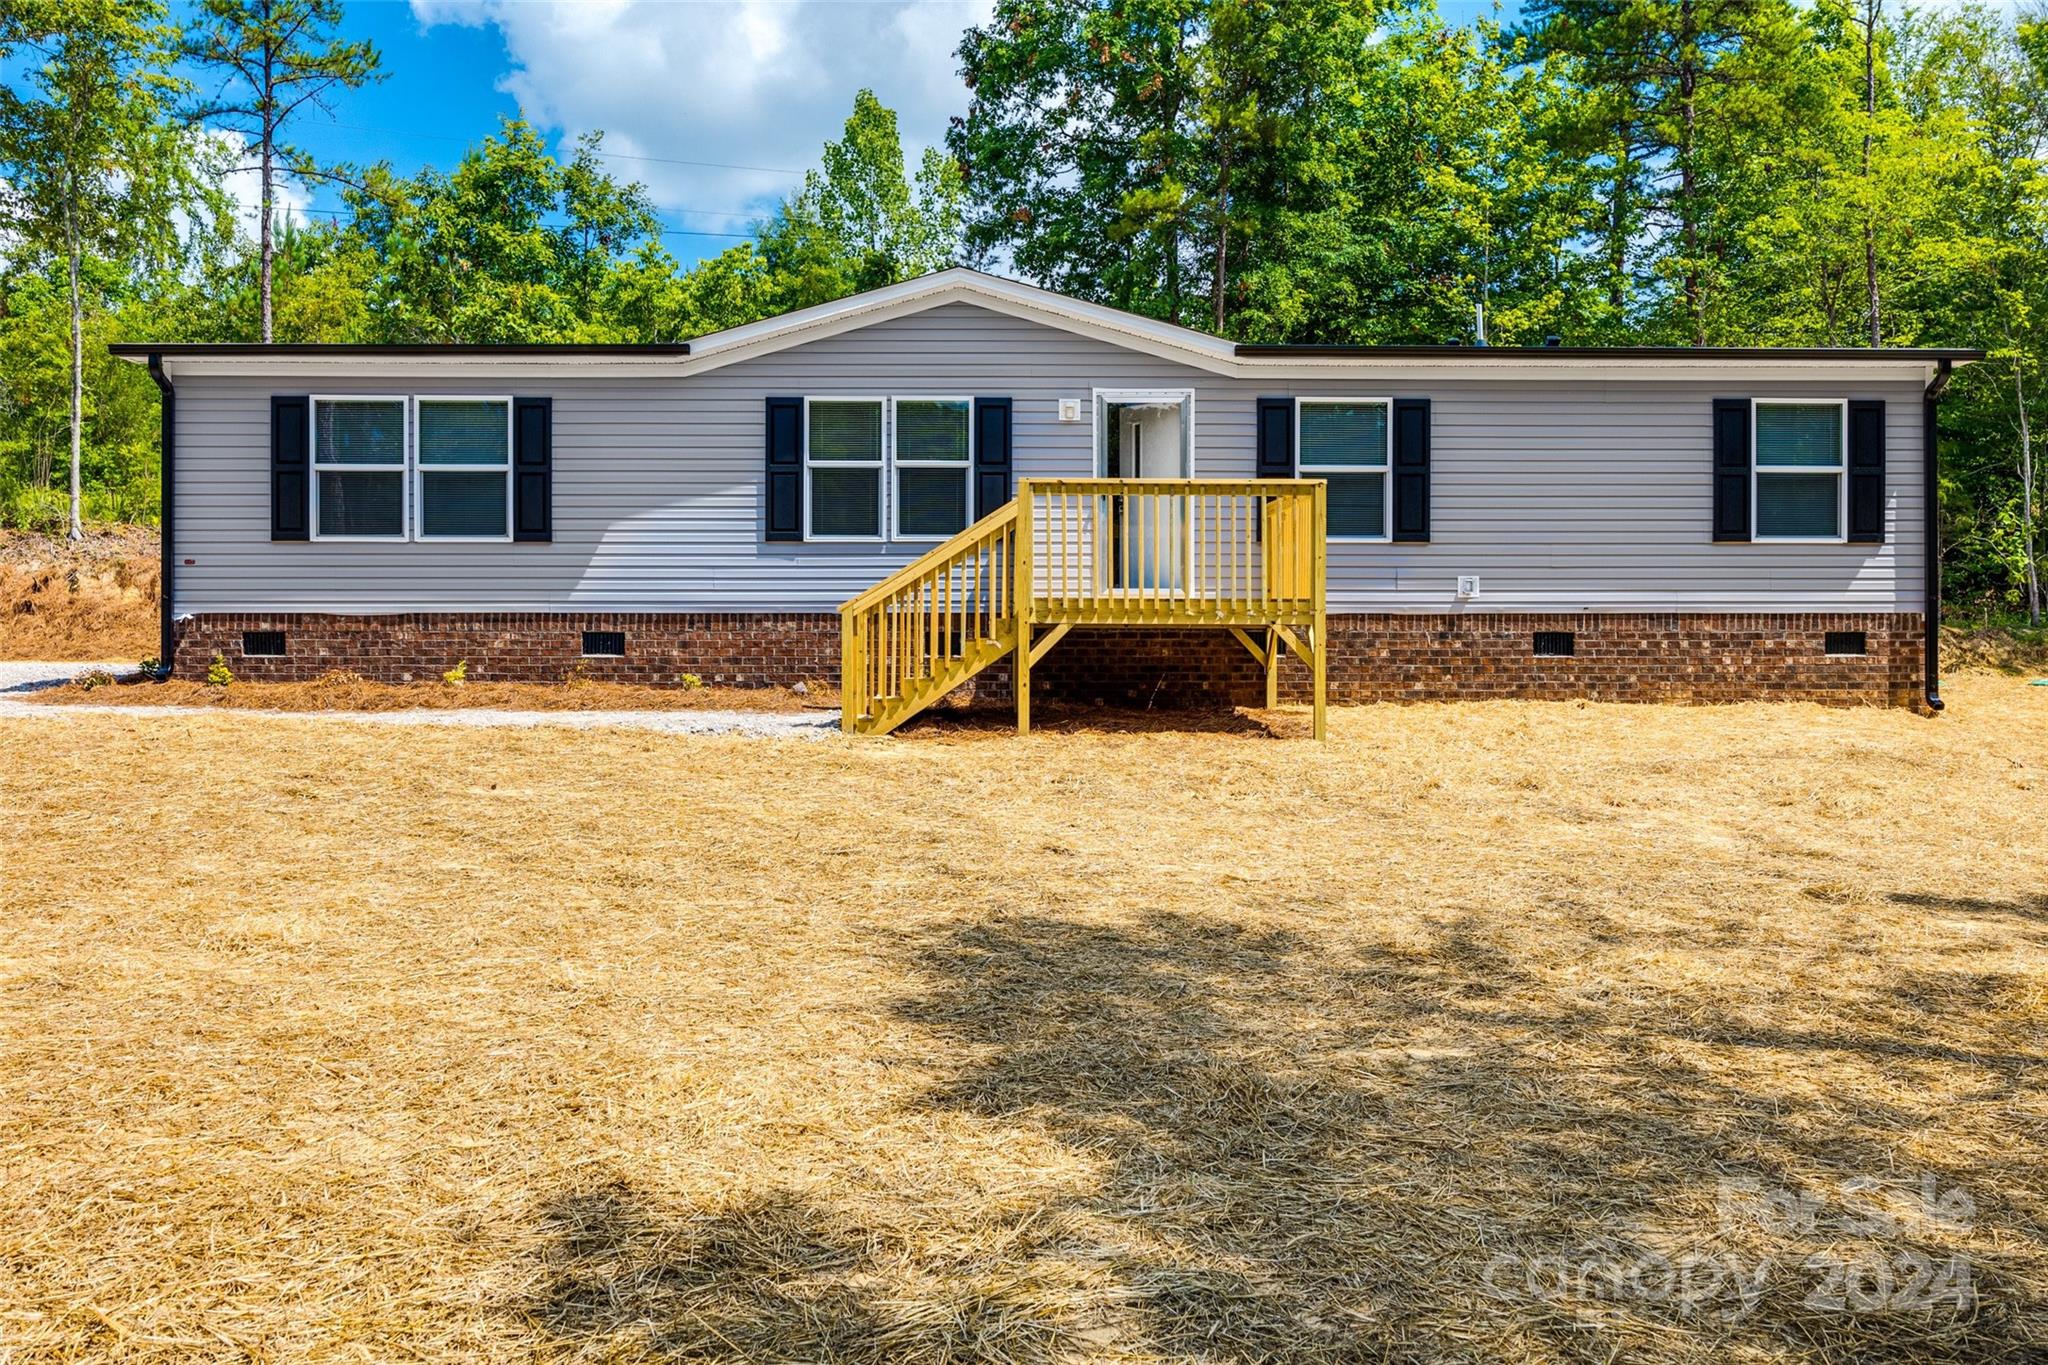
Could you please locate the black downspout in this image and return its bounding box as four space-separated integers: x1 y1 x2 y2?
1923 358 1952 713
147 353 175 678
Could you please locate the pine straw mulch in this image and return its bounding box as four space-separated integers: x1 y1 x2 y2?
28 669 833 714
0 527 159 662
1943 623 2048 677
1 675 2044 1363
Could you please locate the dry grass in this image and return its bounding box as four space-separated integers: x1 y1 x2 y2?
1 677 2044 1363
0 527 159 662
30 669 832 714
1943 624 2048 676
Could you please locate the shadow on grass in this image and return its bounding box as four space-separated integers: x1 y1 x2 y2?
897 700 1302 740
529 1181 1066 1362
517 910 2043 1361
879 910 2042 1362
1888 889 2048 925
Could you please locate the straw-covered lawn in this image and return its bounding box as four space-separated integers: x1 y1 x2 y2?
3 679 2044 1363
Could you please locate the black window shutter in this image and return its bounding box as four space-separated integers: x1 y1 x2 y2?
270 395 309 541
1392 396 1431 543
1256 396 1294 478
1847 398 1886 543
1713 397 1752 542
765 396 803 542
973 396 1012 518
513 396 553 542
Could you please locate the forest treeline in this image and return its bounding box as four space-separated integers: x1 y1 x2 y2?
1 0 2042 621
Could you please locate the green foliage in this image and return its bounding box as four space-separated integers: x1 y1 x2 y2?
0 0 2040 614
206 652 232 687
0 0 203 537
442 659 467 687
678 672 705 691
180 0 384 343
7 486 69 534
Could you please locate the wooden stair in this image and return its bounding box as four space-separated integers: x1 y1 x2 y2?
839 478 1328 737
839 501 1020 735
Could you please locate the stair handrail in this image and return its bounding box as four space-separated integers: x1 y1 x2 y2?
838 500 1020 617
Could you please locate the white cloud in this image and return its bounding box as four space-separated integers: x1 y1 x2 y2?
410 0 991 246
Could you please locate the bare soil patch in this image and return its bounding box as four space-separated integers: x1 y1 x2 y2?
0 526 159 661
1 675 2043 1362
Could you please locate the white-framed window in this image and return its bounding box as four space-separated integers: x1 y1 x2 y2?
311 396 408 541
1753 399 1847 543
1297 398 1391 541
804 397 886 541
415 396 513 541
891 396 972 541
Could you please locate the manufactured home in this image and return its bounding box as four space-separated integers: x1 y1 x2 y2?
115 269 1979 734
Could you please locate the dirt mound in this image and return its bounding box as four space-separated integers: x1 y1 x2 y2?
0 528 159 662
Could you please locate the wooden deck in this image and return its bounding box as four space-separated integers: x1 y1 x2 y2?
839 478 1328 737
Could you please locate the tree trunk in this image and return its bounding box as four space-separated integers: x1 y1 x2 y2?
2019 358 2042 627
260 29 277 345
1609 122 1630 313
1212 134 1231 334
260 119 275 343
1677 0 1703 344
66 204 83 542
1862 0 1881 347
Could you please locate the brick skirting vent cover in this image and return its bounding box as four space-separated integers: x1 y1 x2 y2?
1532 630 1577 657
241 630 286 657
581 630 626 657
1825 630 1868 656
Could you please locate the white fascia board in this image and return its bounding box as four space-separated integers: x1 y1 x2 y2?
151 355 690 382
677 267 1244 378
1235 354 1951 386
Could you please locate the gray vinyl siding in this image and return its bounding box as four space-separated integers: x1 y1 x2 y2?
168 301 1924 615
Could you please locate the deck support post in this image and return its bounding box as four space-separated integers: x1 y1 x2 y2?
1264 626 1280 709
840 610 859 733
1014 480 1033 735
1311 479 1328 741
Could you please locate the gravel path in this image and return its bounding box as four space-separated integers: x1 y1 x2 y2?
0 661 841 739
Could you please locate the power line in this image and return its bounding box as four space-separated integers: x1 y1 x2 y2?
266 203 758 240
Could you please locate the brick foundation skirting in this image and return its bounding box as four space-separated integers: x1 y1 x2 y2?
174 610 1925 708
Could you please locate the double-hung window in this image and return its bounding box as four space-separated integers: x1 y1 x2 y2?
312 397 408 540
310 396 513 541
801 397 976 542
1298 398 1391 541
892 397 971 540
805 398 885 540
1753 400 1846 542
417 397 512 540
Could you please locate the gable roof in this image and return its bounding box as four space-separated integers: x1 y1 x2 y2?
677 267 1245 376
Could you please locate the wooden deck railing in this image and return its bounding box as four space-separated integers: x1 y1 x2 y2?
1018 478 1322 626
839 478 1326 737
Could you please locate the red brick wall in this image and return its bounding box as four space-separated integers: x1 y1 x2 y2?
175 612 841 688
175 611 1924 707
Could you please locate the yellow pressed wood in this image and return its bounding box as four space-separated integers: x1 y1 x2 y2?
837 478 1327 737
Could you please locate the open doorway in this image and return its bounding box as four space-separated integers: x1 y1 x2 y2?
1097 392 1191 481
1096 391 1192 591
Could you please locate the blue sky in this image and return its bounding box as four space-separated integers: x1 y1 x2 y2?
197 0 999 266
195 0 1531 267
